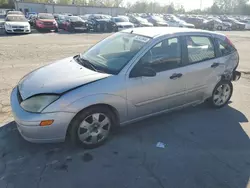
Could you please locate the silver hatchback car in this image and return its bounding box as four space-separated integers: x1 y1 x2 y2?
11 27 241 148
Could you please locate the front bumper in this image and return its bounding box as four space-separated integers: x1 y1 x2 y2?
36 24 57 30
5 28 31 33
11 87 76 143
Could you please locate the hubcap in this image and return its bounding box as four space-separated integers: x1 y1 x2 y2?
78 113 111 145
213 84 231 106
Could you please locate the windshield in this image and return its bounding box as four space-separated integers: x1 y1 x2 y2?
135 17 148 23
69 16 82 21
80 15 89 20
7 11 22 15
152 16 165 22
38 14 54 19
81 32 151 74
6 15 27 22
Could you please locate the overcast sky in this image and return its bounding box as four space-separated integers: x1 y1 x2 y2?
124 0 214 10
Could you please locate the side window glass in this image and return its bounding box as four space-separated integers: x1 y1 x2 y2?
186 36 215 64
139 37 181 72
218 39 235 56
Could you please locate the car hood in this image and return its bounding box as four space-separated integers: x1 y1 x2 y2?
18 57 111 100
5 21 29 26
116 22 133 26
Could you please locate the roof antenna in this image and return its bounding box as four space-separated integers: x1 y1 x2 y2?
130 30 133 34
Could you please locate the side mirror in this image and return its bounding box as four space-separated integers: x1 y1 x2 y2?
130 66 156 78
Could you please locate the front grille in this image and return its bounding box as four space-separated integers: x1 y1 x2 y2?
12 26 24 29
17 88 23 104
44 22 53 25
72 22 85 27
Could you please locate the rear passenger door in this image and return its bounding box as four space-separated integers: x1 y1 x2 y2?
182 35 221 104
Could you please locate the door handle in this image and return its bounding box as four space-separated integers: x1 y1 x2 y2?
211 63 219 68
170 73 183 80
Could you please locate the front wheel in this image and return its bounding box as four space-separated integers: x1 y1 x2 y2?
69 106 115 148
209 80 233 108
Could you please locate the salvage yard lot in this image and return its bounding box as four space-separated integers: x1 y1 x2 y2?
0 31 250 188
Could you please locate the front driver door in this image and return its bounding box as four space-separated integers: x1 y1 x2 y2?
126 37 187 120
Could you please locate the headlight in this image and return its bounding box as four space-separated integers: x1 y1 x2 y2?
20 95 59 113
5 23 11 28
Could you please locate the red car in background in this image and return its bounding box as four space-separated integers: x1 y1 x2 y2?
35 13 58 32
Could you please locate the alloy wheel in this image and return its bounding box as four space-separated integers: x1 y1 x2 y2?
213 83 231 106
77 113 111 145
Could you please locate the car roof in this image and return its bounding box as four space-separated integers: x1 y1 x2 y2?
122 27 225 38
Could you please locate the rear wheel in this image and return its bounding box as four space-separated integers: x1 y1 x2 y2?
69 106 116 148
217 26 222 30
209 80 233 108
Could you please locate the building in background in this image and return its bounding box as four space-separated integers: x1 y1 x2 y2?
14 2 126 16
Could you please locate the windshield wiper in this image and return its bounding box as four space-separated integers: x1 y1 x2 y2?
74 55 98 72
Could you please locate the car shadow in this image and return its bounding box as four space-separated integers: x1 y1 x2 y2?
0 103 249 188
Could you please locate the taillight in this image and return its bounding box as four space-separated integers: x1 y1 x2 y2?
225 36 235 48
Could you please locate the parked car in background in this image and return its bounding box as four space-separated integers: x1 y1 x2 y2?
11 27 241 148
28 14 37 26
202 19 215 30
55 15 67 29
245 20 250 30
86 14 115 32
147 16 168 27
164 16 195 28
182 17 204 29
64 16 89 32
4 14 31 34
128 16 153 27
25 12 36 18
111 17 134 31
213 18 232 30
35 13 58 32
222 18 245 30
6 11 23 16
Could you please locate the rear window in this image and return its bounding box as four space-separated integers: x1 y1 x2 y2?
217 39 236 56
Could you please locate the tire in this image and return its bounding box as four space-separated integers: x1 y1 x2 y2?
208 80 233 108
217 26 222 30
69 106 116 149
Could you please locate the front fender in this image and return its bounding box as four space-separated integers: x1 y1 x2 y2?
64 94 128 123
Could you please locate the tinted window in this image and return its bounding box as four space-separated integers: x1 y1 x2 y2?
38 14 54 19
139 37 181 72
186 36 215 64
6 15 27 22
218 39 235 56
